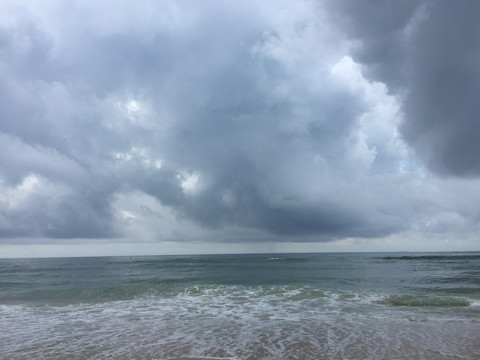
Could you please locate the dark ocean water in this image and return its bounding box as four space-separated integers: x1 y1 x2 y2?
1 252 479 359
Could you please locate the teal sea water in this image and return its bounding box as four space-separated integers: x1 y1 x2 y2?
1 252 479 359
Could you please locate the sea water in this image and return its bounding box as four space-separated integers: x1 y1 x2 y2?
1 252 479 359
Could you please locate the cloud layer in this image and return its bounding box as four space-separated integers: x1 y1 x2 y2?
333 0 480 176
1 0 480 248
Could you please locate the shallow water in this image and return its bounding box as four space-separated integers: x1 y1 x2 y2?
1 252 479 359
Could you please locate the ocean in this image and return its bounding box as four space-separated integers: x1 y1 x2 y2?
1 252 479 359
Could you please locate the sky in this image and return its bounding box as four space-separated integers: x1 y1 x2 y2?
1 0 480 257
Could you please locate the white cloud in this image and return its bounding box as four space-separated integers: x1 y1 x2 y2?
177 171 200 195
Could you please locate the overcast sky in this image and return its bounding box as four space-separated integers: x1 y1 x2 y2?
1 0 480 257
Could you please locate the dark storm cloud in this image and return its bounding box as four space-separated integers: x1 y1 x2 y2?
326 0 419 89
333 0 480 176
0 0 479 244
403 1 480 176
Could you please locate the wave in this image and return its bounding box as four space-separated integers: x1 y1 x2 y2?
0 286 153 305
378 254 480 261
2 280 477 311
379 295 471 307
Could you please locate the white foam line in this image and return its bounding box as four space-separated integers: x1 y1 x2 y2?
164 357 237 360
